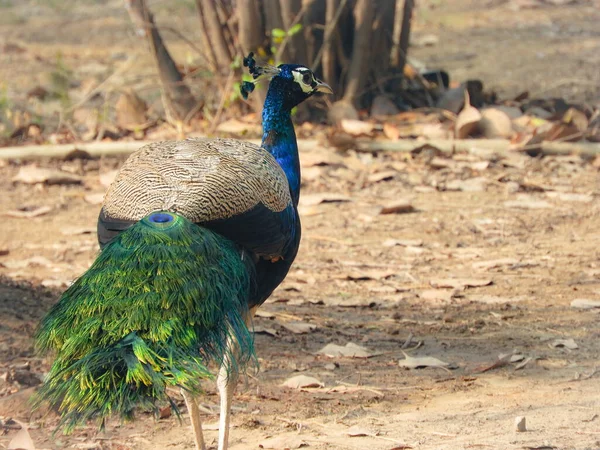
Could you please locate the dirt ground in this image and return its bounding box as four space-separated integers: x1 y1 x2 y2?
1 1 600 450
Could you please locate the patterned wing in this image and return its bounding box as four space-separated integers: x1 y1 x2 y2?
99 138 295 261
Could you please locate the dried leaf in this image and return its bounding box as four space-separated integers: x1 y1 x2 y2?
419 289 456 302
504 197 552 209
340 119 375 136
380 200 414 214
84 193 105 205
281 375 324 389
551 338 578 350
545 192 593 203
346 425 378 437
383 122 401 140
158 405 171 419
259 435 307 449
60 226 95 236
455 91 482 138
430 278 492 289
255 310 275 319
368 170 397 183
253 326 278 337
570 299 600 309
300 151 345 168
383 239 423 247
479 108 514 138
445 177 488 192
12 166 82 185
6 206 52 218
471 295 526 304
318 342 373 358
472 353 512 373
399 354 449 369
562 107 588 132
299 193 351 206
8 422 35 450
216 118 261 135
472 258 520 270
281 322 317 334
99 169 119 188
344 270 396 281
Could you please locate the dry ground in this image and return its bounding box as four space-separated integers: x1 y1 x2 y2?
1 1 600 450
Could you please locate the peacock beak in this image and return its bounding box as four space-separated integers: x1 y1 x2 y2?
314 80 333 94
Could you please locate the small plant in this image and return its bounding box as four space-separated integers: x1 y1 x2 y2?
48 53 73 110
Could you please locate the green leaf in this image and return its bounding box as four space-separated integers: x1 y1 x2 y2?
271 28 286 38
288 23 303 36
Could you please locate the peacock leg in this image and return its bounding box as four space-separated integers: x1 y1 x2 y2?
182 389 207 450
217 336 238 450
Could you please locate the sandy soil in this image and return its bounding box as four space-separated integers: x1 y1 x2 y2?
1 1 599 450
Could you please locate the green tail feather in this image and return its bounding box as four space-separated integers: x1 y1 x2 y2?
35 212 255 432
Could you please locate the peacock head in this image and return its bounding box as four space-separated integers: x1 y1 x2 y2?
241 53 332 109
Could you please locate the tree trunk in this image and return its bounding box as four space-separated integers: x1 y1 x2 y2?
195 0 218 71
124 0 198 125
238 0 266 55
199 0 232 71
393 0 414 75
343 0 375 105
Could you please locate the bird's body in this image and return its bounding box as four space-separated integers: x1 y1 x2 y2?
36 54 332 450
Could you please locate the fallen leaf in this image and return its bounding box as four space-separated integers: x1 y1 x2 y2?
12 166 82 185
383 122 401 140
281 375 324 389
344 270 396 281
514 357 533 370
545 192 593 203
259 435 307 449
340 119 375 136
455 91 482 138
504 199 552 209
8 422 35 450
6 206 52 218
61 226 96 236
299 193 352 206
380 200 414 214
445 177 488 192
570 299 600 309
471 295 526 304
430 278 492 289
368 170 397 183
383 239 423 247
322 297 379 307
318 342 373 358
216 118 261 135
158 405 171 419
346 425 378 437
281 322 317 334
472 353 512 373
300 151 345 168
99 169 119 188
252 326 278 337
478 107 513 138
419 289 456 302
255 310 275 319
472 258 519 270
399 354 449 370
551 338 578 350
84 193 105 205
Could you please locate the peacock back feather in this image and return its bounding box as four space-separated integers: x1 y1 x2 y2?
35 212 255 432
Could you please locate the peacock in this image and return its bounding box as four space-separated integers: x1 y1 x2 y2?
35 53 332 450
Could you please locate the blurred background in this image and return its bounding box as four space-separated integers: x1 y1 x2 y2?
1 0 599 145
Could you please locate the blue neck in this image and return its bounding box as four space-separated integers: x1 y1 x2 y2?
261 86 301 206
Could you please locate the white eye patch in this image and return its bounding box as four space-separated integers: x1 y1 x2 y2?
292 68 316 93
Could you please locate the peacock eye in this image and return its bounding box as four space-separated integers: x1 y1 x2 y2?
302 72 312 85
